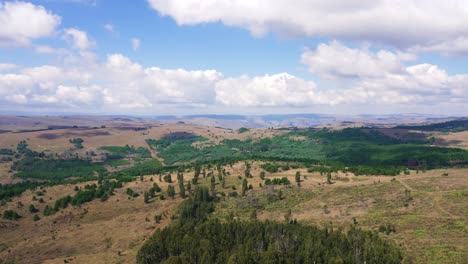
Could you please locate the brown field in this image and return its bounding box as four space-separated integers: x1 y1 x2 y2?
434 131 468 150
0 124 281 154
0 120 467 263
1 162 466 263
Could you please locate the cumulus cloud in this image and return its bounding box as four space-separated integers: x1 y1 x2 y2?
0 43 467 113
300 41 468 105
411 37 468 56
147 0 468 54
101 54 222 107
63 28 94 50
0 63 17 71
0 53 223 110
131 38 140 50
0 1 61 47
301 41 415 79
215 73 317 107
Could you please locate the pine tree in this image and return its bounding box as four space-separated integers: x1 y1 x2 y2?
259 171 265 180
193 161 200 185
167 185 176 199
327 172 332 184
178 172 186 198
148 187 155 198
187 180 192 192
28 204 38 213
295 171 301 187
144 191 150 203
153 183 161 192
210 175 216 194
242 179 248 196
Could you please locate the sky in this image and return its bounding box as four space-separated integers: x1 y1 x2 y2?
0 0 467 116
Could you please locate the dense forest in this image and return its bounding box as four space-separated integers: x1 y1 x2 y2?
137 187 403 264
395 119 468 132
146 127 468 170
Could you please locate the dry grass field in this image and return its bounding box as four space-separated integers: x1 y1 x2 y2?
0 120 467 263
434 131 468 150
0 124 282 157
0 163 466 263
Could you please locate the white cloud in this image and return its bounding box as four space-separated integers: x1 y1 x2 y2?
102 54 222 107
103 23 114 33
300 41 468 105
215 73 317 107
147 0 468 53
63 28 94 50
0 1 61 47
411 37 468 56
131 38 140 50
301 41 414 80
0 54 222 110
1 43 467 113
0 63 17 71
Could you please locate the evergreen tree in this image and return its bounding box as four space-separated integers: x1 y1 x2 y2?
148 187 155 198
327 172 332 184
178 172 186 198
28 204 38 213
193 161 200 185
259 171 265 180
164 174 173 183
295 171 301 187
152 183 161 192
167 185 176 199
242 179 248 196
210 175 216 194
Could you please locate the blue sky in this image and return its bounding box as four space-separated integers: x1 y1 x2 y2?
0 0 467 115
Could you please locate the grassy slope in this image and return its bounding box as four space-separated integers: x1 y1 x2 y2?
0 163 466 263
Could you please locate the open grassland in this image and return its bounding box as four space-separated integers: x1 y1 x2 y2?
0 124 282 165
1 163 465 263
0 176 181 264
211 167 468 264
0 122 467 263
434 131 468 150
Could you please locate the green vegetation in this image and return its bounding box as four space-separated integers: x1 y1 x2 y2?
261 163 290 173
265 177 291 185
116 159 162 176
137 187 402 264
237 127 249 133
396 119 468 132
100 145 152 159
126 187 139 198
0 148 15 155
105 159 131 167
2 210 21 220
44 180 124 216
15 140 45 158
69 138 84 149
147 128 468 174
0 181 44 200
12 157 105 181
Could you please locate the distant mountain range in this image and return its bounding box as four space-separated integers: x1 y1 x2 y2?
0 113 465 131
